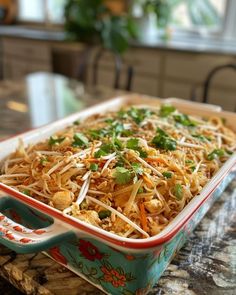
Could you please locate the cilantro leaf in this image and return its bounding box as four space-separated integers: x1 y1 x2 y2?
113 167 132 185
126 138 148 158
159 105 176 117
127 138 139 150
48 136 65 146
152 128 177 151
174 114 196 127
207 149 224 161
127 107 151 124
94 143 114 158
72 133 89 147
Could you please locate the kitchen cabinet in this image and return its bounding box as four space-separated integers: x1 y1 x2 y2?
1 35 236 110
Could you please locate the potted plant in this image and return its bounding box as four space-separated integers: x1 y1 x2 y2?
64 0 136 54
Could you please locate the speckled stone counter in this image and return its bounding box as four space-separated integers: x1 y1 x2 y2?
0 73 236 294
0 179 235 295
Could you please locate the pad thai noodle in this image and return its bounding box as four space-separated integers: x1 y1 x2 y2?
1 104 236 239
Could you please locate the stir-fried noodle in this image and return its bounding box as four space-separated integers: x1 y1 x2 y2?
1 104 236 239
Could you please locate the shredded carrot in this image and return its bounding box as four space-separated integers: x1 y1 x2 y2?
139 202 148 233
146 157 166 164
142 174 153 188
85 158 101 163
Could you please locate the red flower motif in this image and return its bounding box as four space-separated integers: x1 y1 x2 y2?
20 238 32 243
101 266 126 288
13 225 24 232
49 246 67 265
33 229 46 235
78 239 103 261
5 232 15 240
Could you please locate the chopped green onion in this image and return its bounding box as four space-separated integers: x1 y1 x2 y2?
152 128 177 151
138 187 144 194
89 163 98 172
207 149 224 161
162 171 172 178
48 136 65 146
73 120 80 125
22 189 30 196
99 210 111 219
174 184 183 200
40 157 48 166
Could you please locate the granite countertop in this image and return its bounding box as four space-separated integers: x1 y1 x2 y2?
0 179 235 295
1 25 236 55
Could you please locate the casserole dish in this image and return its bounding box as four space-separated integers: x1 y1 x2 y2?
0 95 236 295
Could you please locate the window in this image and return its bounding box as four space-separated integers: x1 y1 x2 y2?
17 0 66 24
170 0 227 32
133 0 236 40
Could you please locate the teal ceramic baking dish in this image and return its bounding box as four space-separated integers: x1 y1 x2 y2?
0 96 236 295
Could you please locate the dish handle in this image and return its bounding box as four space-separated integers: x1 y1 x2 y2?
0 198 75 254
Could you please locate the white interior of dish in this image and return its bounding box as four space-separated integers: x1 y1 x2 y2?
1 95 236 247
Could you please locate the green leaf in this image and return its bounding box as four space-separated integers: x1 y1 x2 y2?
22 189 30 196
40 157 48 166
131 162 143 175
89 163 98 172
138 187 144 194
113 167 132 185
126 138 147 158
185 159 194 164
159 105 176 117
72 133 89 147
127 138 139 150
127 107 151 124
98 210 111 219
156 127 168 137
94 143 114 158
225 149 233 155
152 134 177 151
207 149 225 161
174 184 183 200
190 166 196 172
174 114 196 127
73 120 80 125
162 171 172 178
88 129 107 139
48 136 65 146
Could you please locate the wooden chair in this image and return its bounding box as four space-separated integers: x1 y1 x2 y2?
77 47 134 91
191 63 236 106
202 63 236 104
52 47 134 91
